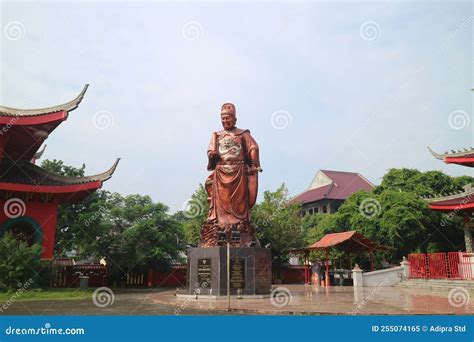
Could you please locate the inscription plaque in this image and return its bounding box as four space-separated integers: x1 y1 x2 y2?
230 257 246 289
256 257 271 294
197 258 211 287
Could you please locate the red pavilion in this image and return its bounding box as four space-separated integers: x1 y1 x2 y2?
0 85 119 260
425 147 473 252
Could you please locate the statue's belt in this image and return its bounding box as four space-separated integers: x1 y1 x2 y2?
217 161 245 166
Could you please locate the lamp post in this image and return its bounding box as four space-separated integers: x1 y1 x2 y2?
227 241 230 311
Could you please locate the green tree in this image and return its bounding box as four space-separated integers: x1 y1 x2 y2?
303 168 471 269
41 160 186 285
89 193 186 284
40 159 108 256
0 233 41 289
251 184 304 275
182 185 209 245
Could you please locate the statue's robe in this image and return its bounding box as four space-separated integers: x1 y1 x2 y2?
205 127 260 226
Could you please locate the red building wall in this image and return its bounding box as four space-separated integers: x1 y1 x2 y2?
0 197 58 259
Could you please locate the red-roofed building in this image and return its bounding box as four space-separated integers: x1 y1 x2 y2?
292 170 374 215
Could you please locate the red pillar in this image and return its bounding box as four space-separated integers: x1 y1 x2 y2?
304 251 310 284
370 250 375 271
325 248 330 287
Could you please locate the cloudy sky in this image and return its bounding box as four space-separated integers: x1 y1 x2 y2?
1 0 472 213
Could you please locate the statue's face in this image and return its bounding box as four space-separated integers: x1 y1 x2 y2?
221 114 236 131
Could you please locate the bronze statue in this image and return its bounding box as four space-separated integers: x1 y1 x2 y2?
200 103 262 247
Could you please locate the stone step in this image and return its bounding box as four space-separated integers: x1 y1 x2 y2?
396 281 474 285
394 279 474 290
395 285 474 290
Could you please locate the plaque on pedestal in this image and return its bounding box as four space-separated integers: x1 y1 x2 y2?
230 257 246 289
187 247 271 296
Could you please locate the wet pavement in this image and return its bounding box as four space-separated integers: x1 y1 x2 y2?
1 285 473 315
153 285 474 315
0 290 217 316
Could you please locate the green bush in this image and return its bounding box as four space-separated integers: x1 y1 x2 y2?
0 233 42 290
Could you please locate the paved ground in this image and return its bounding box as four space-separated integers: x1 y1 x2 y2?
153 285 474 315
0 290 216 316
1 285 473 315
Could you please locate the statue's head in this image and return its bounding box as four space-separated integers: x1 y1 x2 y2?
220 103 236 131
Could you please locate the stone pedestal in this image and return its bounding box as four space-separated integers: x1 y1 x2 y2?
187 247 272 296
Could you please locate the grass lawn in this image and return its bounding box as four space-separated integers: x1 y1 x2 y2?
0 289 93 302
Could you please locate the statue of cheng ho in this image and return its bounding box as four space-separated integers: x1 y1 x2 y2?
201 103 262 247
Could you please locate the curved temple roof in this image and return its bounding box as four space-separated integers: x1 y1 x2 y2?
0 85 90 161
0 158 120 188
422 184 474 212
0 84 89 117
428 147 474 167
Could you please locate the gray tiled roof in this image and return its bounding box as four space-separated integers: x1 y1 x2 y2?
0 158 120 187
0 85 88 117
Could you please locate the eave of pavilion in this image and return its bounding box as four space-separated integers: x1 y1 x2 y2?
0 158 120 203
422 184 474 213
428 147 474 167
0 84 88 124
0 85 89 161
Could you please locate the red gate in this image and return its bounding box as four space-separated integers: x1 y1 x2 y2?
408 252 473 279
408 253 427 278
427 253 448 278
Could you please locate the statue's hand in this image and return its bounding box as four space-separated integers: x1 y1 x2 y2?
247 166 261 175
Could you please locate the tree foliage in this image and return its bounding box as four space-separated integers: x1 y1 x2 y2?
251 184 304 267
303 168 472 268
0 233 41 289
40 160 186 284
180 184 209 245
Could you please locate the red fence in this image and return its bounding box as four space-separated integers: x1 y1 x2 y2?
408 252 473 280
54 264 108 288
